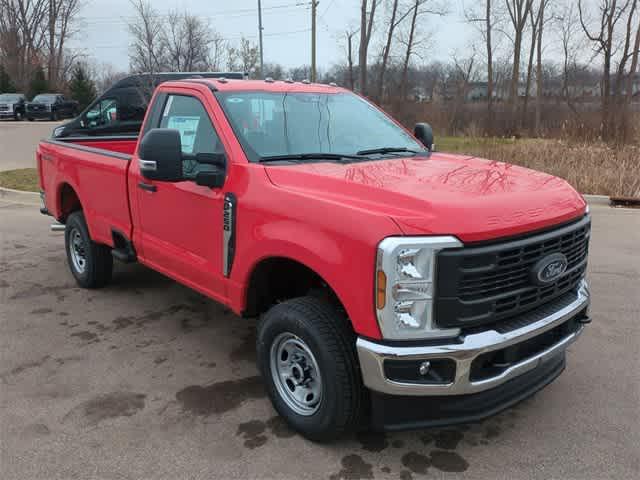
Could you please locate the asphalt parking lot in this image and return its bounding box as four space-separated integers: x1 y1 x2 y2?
0 120 64 170
0 199 638 480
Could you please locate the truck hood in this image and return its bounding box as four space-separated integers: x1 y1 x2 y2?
263 153 587 243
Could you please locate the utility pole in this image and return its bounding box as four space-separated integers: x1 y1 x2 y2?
311 1 319 82
258 0 264 78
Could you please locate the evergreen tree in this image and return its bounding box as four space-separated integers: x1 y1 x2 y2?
28 67 49 99
0 65 17 93
69 64 97 110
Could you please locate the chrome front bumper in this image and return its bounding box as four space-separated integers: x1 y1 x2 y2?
357 280 590 396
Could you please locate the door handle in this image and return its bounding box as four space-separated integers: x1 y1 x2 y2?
138 181 157 192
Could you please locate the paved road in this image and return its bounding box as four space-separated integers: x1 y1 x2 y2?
0 201 638 480
0 120 64 171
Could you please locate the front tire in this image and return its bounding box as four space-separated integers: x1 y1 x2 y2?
257 296 364 442
64 211 113 288
14 111 23 121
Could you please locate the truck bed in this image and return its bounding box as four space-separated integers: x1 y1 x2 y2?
56 135 138 156
38 135 137 247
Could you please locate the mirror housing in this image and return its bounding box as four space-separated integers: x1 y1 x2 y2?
195 170 225 188
414 123 434 151
196 152 226 167
138 129 183 181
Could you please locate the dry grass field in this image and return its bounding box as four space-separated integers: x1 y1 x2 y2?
438 137 640 198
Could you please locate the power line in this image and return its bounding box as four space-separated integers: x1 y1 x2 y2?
319 0 336 19
77 2 309 23
78 6 308 27
79 27 312 50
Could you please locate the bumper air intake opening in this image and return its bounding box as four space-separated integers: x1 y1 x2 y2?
469 309 585 382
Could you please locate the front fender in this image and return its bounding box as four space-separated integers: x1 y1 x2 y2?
229 216 398 340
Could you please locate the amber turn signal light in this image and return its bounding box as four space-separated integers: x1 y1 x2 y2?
376 270 387 309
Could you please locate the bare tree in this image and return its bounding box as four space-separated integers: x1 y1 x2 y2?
127 0 166 74
578 0 636 139
447 51 478 133
0 1 49 90
376 0 400 101
625 11 640 104
358 0 379 96
226 37 259 76
505 0 534 112
398 1 446 101
557 1 581 111
400 0 421 100
464 0 499 134
486 1 495 132
613 0 638 97
95 62 127 93
345 29 357 90
534 0 548 134
522 0 543 125
46 0 81 89
163 11 212 71
208 31 226 71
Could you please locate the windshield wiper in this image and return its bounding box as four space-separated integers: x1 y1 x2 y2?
259 153 364 163
356 147 424 156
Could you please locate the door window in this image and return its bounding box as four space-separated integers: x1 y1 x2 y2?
85 98 118 127
160 95 223 179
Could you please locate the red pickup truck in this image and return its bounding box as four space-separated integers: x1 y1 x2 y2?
37 78 591 441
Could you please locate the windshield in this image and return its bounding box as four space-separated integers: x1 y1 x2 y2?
0 94 21 102
33 94 57 103
217 91 425 162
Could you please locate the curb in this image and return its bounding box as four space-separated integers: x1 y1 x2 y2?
582 194 611 206
0 186 40 206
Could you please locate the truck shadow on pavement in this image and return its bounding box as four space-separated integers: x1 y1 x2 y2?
4 255 532 479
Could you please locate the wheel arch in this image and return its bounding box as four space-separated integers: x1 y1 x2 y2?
56 181 83 221
242 255 348 320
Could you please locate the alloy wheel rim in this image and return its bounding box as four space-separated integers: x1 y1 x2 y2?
68 227 87 274
270 332 323 416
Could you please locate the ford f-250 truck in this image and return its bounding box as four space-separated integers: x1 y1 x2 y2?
37 78 591 441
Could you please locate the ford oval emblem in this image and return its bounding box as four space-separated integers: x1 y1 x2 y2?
531 253 568 285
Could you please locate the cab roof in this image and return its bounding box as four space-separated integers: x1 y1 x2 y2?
171 78 347 94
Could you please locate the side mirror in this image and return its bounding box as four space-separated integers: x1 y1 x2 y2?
414 123 434 151
196 152 226 168
138 128 183 181
195 170 225 188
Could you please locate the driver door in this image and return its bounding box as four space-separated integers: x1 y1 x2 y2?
133 91 227 302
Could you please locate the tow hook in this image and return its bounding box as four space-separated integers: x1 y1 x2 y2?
578 315 592 324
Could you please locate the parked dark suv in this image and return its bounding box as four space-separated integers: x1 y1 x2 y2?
27 93 78 121
0 93 27 120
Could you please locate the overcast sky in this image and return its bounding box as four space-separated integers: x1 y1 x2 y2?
68 0 477 73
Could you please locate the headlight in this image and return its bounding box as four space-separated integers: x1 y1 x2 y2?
376 236 462 340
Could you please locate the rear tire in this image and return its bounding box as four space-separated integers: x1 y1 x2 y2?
257 296 364 442
64 211 113 288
